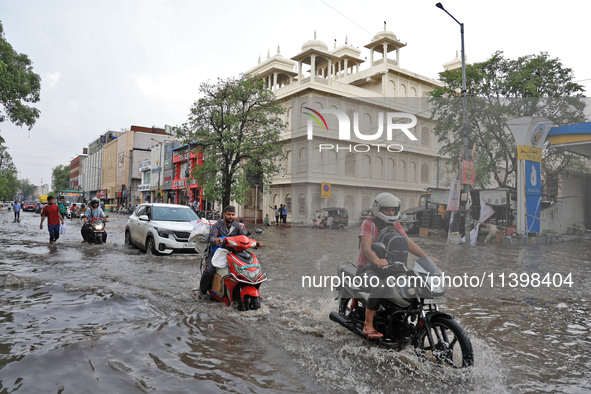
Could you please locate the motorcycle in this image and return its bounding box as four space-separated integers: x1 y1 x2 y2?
204 231 266 310
86 217 107 244
330 242 474 368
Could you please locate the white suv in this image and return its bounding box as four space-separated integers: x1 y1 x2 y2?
125 203 200 255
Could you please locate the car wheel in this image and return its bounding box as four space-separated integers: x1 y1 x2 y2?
124 229 132 245
145 236 160 255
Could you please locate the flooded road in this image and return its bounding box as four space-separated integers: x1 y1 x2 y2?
0 209 590 392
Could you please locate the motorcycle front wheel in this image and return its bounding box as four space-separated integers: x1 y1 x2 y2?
414 315 473 368
242 295 260 311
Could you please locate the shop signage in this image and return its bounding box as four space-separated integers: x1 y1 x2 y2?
139 160 151 172
173 153 190 163
173 179 186 189
96 189 107 198
138 184 150 191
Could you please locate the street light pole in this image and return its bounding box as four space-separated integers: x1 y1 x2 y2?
151 138 165 203
436 2 472 242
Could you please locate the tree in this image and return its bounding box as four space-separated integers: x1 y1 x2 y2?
429 51 586 189
52 164 70 192
0 21 41 144
18 178 35 200
0 144 18 200
176 75 286 208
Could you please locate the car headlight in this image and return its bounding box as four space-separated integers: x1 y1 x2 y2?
155 227 173 238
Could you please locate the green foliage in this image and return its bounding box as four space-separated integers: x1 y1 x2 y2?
52 164 70 192
18 178 35 200
429 51 586 188
177 75 286 207
0 144 18 200
0 21 41 144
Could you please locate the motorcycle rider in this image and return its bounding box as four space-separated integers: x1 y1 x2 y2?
357 192 438 339
198 205 262 297
81 198 108 242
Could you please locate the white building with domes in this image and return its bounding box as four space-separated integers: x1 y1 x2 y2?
245 27 453 225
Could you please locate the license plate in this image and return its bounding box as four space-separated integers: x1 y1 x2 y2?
183 242 195 248
423 297 446 304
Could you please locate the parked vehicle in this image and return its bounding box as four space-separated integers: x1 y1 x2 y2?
330 242 473 368
125 203 200 255
359 209 373 223
206 232 266 310
312 207 349 229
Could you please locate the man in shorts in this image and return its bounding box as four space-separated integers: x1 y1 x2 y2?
40 195 64 245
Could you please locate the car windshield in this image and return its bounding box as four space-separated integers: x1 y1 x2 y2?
152 206 199 222
402 212 415 220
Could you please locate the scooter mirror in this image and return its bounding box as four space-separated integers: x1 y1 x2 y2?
371 242 387 259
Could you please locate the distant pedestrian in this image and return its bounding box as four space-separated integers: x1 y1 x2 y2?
270 204 280 226
327 216 333 229
40 196 64 245
264 214 270 226
13 201 21 221
282 204 287 225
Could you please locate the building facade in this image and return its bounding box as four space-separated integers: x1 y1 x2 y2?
83 131 122 201
247 29 451 224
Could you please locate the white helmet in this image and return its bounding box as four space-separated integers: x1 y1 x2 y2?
372 192 401 223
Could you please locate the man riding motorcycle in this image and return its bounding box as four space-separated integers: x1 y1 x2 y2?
357 192 438 339
81 198 108 242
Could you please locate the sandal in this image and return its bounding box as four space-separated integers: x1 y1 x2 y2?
363 330 383 339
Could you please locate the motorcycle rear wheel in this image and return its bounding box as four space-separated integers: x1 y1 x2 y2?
414 316 473 368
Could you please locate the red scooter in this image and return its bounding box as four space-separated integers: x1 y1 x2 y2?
207 234 266 310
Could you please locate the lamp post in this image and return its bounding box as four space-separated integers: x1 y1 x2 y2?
150 138 166 202
436 2 472 242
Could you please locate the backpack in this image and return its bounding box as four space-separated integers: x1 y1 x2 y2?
376 224 409 265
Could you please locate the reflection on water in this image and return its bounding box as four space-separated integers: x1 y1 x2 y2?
0 210 590 392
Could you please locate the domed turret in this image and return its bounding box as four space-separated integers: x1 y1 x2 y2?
301 30 328 52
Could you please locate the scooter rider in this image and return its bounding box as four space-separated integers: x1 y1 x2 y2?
199 205 263 297
357 192 438 339
81 198 108 242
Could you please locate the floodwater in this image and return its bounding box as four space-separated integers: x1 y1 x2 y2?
0 208 590 393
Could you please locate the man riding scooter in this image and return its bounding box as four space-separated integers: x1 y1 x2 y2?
198 205 262 298
81 198 108 242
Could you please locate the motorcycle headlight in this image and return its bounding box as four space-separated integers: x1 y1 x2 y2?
94 222 104 231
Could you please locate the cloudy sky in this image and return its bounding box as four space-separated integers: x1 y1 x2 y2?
1 0 590 185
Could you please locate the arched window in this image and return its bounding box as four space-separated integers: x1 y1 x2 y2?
410 161 417 182
421 127 430 146
399 160 406 181
361 154 371 178
375 157 384 179
327 151 338 174
344 195 355 217
345 153 356 176
387 158 396 180
298 193 306 215
421 163 429 183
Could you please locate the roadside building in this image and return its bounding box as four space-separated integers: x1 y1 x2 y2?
246 29 451 224
170 143 204 207
69 155 87 191
101 126 170 209
83 131 122 202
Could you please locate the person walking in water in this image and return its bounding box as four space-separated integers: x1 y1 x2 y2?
13 200 21 222
40 195 64 245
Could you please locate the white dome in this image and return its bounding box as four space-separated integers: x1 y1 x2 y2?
302 39 328 52
373 30 398 41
